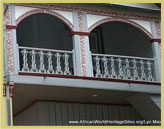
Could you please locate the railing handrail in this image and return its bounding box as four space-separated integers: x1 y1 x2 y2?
18 46 73 54
92 53 154 61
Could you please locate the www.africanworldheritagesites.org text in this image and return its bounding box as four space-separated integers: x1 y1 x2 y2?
69 120 161 125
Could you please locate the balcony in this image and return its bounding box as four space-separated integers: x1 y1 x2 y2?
92 53 155 82
16 14 160 83
19 46 74 75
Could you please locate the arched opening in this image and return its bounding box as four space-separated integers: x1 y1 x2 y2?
89 21 155 81
89 21 153 58
17 14 74 75
17 13 73 50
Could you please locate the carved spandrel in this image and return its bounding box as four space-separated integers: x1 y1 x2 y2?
46 52 54 73
132 59 139 80
30 50 38 72
55 53 63 74
117 58 124 79
140 60 147 81
94 56 102 77
63 53 71 75
21 49 29 72
147 60 154 81
110 57 117 78
102 56 110 78
38 51 46 73
125 59 132 79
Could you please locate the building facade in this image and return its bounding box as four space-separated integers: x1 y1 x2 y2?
3 3 161 126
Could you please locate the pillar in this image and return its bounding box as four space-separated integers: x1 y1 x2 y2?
10 4 20 75
72 11 93 77
150 21 161 82
3 82 14 126
3 4 15 126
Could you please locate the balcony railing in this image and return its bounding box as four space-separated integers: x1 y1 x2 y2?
19 46 74 75
18 46 157 82
92 53 156 82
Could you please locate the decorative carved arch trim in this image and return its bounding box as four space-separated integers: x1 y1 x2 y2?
16 9 74 31
88 18 153 39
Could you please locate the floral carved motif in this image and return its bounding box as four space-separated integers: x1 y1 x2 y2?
3 84 14 97
78 12 87 76
155 21 161 39
155 21 161 58
15 3 160 21
6 8 14 73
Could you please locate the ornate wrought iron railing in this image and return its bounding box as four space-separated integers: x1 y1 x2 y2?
92 53 156 82
19 46 74 75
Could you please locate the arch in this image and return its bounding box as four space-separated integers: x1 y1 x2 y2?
16 9 74 31
88 18 153 39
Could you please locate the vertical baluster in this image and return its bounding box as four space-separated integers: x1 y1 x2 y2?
140 60 147 81
102 56 110 78
147 60 154 81
38 51 46 73
94 56 102 77
46 52 54 74
117 58 124 79
21 49 29 72
125 59 132 79
55 53 63 74
110 57 117 78
132 59 139 80
30 50 38 72
63 53 71 75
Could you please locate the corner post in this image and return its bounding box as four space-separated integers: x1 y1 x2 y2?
150 21 161 82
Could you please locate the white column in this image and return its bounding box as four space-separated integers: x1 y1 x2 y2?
150 21 161 82
11 4 20 74
72 11 93 77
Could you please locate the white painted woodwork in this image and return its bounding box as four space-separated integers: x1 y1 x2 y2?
130 19 152 34
53 10 73 25
15 6 36 20
87 14 108 29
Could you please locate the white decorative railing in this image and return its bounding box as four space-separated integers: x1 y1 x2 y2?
19 46 74 75
92 54 156 82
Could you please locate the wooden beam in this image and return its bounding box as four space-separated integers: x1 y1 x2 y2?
6 25 17 29
69 31 90 36
150 38 161 43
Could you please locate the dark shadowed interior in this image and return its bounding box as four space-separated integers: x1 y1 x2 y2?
17 14 73 51
89 21 153 58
